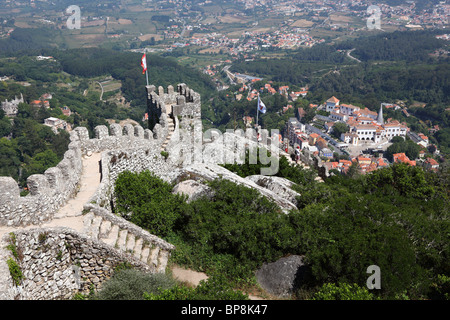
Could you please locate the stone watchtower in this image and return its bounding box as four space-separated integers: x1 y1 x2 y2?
145 83 201 131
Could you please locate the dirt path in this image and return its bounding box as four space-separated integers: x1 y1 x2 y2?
171 265 208 287
170 265 266 300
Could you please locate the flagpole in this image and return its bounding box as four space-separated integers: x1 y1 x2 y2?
256 94 259 130
256 105 259 129
145 49 149 86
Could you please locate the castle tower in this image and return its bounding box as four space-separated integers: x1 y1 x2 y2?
145 85 160 130
377 104 384 125
145 83 201 130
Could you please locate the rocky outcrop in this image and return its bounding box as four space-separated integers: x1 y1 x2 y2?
245 175 300 206
255 255 308 298
167 163 298 213
172 180 213 203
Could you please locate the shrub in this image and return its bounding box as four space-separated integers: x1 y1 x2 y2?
177 179 290 281
114 170 188 237
312 283 375 300
92 269 175 300
7 258 24 286
144 274 249 300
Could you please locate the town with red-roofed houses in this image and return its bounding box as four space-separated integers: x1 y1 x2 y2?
282 94 441 176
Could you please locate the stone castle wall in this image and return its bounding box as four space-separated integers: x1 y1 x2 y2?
2 227 157 300
0 82 305 300
0 120 168 228
146 83 201 130
0 83 202 299
0 141 82 227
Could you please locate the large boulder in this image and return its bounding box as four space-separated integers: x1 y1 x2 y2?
255 255 308 298
168 163 298 213
245 175 300 205
172 179 213 202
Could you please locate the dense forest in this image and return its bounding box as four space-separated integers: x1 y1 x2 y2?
50 48 216 104
0 28 60 53
113 157 449 300
335 30 447 63
232 30 449 101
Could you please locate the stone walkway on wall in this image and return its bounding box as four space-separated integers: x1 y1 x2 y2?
49 152 102 229
0 152 102 241
0 152 102 299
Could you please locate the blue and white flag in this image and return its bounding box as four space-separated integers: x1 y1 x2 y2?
257 95 266 114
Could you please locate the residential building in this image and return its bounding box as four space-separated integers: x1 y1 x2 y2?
407 131 428 147
324 122 335 133
30 100 50 108
330 111 348 122
278 85 289 95
41 93 53 100
339 103 360 116
377 104 384 125
286 117 305 144
297 107 306 121
325 96 340 113
296 135 309 150
423 157 439 172
44 117 71 133
356 156 372 166
309 132 319 146
355 107 378 120
393 153 416 166
316 137 328 151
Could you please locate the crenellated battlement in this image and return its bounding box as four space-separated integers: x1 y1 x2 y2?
0 83 199 299
146 83 201 130
71 122 166 155
0 84 198 229
0 82 307 300
0 142 82 227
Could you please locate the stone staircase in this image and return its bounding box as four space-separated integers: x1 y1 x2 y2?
82 206 173 273
160 116 175 152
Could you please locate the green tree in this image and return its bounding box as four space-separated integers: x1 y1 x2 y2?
114 170 188 237
364 163 435 199
22 149 59 181
312 283 375 300
331 122 349 139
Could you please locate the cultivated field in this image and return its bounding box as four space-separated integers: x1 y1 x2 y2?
291 19 315 28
